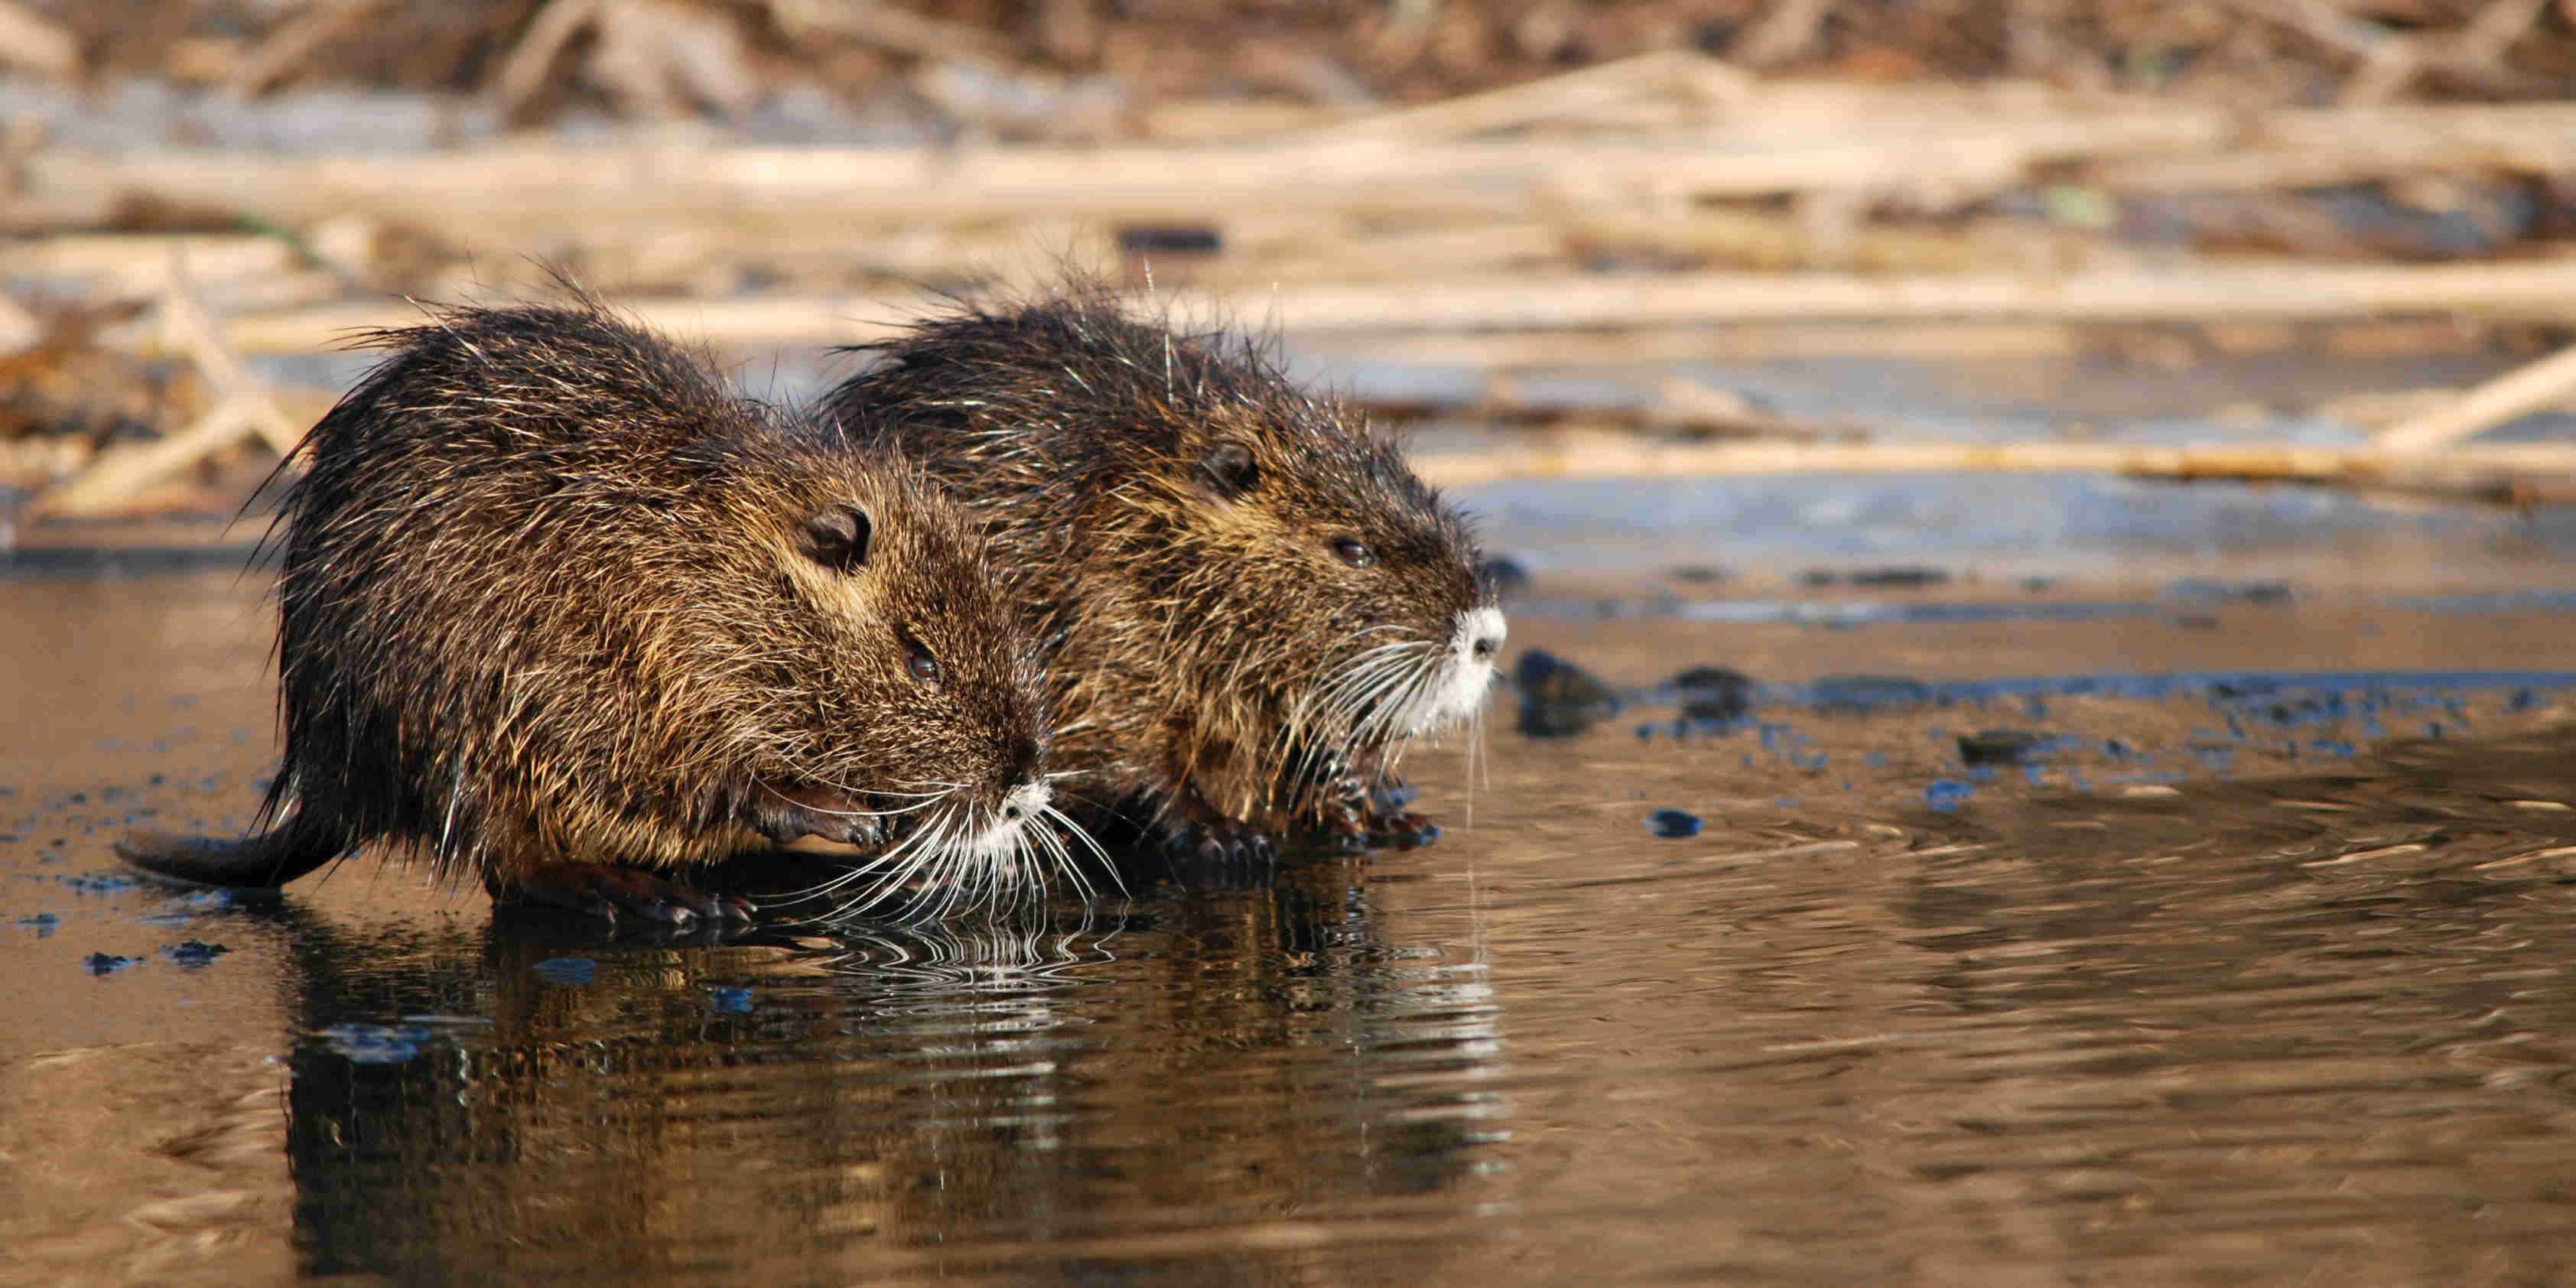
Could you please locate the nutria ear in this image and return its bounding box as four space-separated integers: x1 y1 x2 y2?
1198 441 1259 499
798 503 872 572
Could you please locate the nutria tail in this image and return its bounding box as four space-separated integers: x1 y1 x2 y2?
116 818 350 890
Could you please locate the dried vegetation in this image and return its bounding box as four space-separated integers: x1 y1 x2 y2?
8 0 2576 518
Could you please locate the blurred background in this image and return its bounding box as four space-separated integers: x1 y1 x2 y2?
8 0 2576 574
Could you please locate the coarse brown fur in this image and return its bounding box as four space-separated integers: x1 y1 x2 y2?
823 286 1503 857
120 301 1073 922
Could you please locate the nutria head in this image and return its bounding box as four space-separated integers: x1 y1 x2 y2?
701 425 1067 905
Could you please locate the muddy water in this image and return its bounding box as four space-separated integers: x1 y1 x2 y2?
13 530 2576 1286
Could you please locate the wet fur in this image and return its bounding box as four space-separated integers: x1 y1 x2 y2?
125 302 1054 903
825 286 1494 847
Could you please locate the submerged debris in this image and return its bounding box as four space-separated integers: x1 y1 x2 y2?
1958 729 2044 766
164 938 227 967
1804 566 1952 588
1670 665 1755 724
1478 555 1533 601
1517 649 1621 738
1811 675 1935 714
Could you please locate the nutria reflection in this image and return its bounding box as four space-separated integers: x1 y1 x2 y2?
268 860 1502 1284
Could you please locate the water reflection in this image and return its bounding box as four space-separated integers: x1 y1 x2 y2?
275 857 1504 1286
1885 731 2576 1280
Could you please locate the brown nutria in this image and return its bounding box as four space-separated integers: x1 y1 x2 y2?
118 301 1082 924
822 287 1505 860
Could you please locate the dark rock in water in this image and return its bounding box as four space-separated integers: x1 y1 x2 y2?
1811 674 1934 713
1513 649 1562 687
1846 566 1952 587
1647 809 1702 838
1516 649 1621 738
82 951 136 975
1117 225 1223 255
1670 665 1755 724
2168 577 2292 604
165 939 228 968
1669 564 1729 584
1803 566 1951 588
1478 555 1533 600
1958 728 2042 766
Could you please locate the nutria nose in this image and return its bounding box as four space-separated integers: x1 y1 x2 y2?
1001 780 1051 823
1465 607 1507 664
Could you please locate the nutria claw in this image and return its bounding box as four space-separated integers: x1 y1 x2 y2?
1318 800 1439 852
1175 818 1275 864
1371 812 1440 850
492 864 758 927
747 785 884 847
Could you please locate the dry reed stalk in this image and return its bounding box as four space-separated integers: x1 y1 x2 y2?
1301 49 1755 141
762 0 1010 60
12 235 301 296
155 274 304 456
1229 261 2576 331
1407 433 2576 492
2376 339 2576 452
217 294 913 354
1357 376 1854 441
28 398 262 519
0 0 75 78
31 267 307 517
8 106 2235 229
1305 323 2096 365
491 0 598 113
198 259 2576 357
2088 102 2576 190
225 0 385 99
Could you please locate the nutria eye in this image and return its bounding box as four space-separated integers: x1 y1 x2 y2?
906 642 941 685
1331 538 1376 568
905 641 940 683
797 503 871 574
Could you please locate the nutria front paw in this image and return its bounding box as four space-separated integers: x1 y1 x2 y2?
1171 816 1276 864
1316 773 1439 851
1316 803 1439 852
747 785 884 847
1369 809 1441 849
493 864 757 926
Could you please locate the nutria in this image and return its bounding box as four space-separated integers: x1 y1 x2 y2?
823 288 1505 859
119 301 1079 924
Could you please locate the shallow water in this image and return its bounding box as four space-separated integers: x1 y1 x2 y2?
14 531 2576 1285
